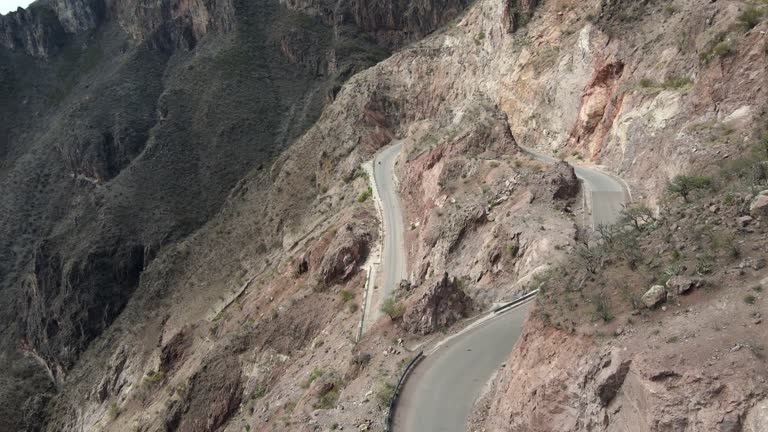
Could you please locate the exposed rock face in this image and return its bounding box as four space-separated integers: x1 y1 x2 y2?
593 350 631 406
49 0 104 33
113 0 235 51
501 0 538 33
19 241 145 380
280 0 471 49
0 4 67 57
0 0 233 56
164 353 242 432
475 307 768 432
567 61 625 158
91 345 132 403
160 327 193 373
403 273 472 335
319 223 371 285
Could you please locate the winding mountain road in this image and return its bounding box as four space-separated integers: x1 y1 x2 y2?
370 142 407 322
373 144 630 432
523 146 630 227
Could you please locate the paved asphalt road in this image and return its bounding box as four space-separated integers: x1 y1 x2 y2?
373 142 407 305
523 146 628 227
394 303 529 432
391 147 629 432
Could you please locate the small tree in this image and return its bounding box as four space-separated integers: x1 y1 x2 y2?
381 296 405 320
575 229 606 274
667 175 711 202
620 203 655 232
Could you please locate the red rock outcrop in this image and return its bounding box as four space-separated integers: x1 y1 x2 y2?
319 223 371 286
164 353 242 432
403 272 473 335
567 61 625 160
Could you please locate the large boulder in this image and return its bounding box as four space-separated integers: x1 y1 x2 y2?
536 161 580 202
642 285 667 308
319 224 371 286
403 273 473 335
750 190 768 216
666 276 695 295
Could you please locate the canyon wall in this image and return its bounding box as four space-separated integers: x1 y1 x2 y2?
1 0 766 430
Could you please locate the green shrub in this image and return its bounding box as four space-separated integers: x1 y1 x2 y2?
107 402 120 420
314 385 340 409
592 295 614 322
696 255 714 275
745 294 757 305
142 370 164 388
620 203 655 232
340 290 354 303
700 40 733 62
253 384 267 399
667 175 712 201
639 76 692 91
375 380 396 407
737 6 764 31
357 187 372 202
664 76 693 90
300 367 323 389
381 296 405 319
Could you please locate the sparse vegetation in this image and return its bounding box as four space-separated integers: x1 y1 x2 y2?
737 6 764 31
696 255 714 275
375 380 397 406
381 296 406 320
357 187 373 202
107 402 120 420
314 383 340 409
638 76 693 91
340 290 354 303
142 370 164 388
667 175 712 202
300 367 324 389
592 295 614 322
700 39 734 63
253 384 267 399
745 294 757 305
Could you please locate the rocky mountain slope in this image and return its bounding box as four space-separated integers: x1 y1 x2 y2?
1 0 767 430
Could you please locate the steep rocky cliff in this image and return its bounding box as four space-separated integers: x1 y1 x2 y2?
1 0 767 430
0 0 475 428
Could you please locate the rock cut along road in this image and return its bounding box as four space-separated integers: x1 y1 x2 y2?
391 146 630 432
